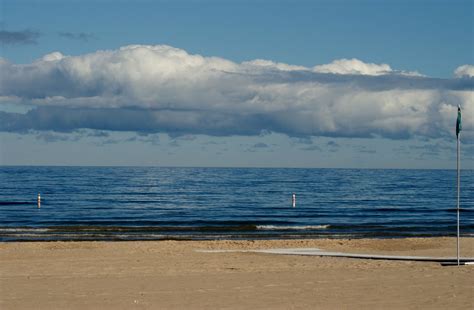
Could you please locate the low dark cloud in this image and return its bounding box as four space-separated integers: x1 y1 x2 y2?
244 142 272 152
0 107 276 137
130 132 160 144
353 145 376 154
291 137 314 145
139 134 160 145
301 145 322 151
93 133 160 146
205 141 225 145
35 132 77 143
253 142 269 148
33 129 111 143
84 130 110 138
97 138 121 146
0 30 40 45
326 141 340 152
409 142 452 158
58 32 96 42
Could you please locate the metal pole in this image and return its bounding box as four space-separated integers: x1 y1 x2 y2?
457 136 460 266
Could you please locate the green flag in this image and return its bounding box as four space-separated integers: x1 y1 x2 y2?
456 105 462 138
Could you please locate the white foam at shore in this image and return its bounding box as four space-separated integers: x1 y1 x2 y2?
0 228 50 232
256 225 329 230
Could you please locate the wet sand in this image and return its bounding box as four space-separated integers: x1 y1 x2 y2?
1 237 473 309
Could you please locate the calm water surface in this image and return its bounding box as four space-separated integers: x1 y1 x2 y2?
1 167 473 241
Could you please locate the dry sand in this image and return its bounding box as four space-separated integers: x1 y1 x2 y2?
1 237 473 309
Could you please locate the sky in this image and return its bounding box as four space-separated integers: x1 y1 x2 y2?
0 0 473 168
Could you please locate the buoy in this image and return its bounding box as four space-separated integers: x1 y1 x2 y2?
37 193 41 209
292 193 296 208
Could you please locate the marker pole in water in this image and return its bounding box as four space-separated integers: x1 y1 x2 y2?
292 193 296 208
37 193 41 209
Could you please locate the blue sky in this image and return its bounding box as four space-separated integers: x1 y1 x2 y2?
0 0 473 168
2 0 472 76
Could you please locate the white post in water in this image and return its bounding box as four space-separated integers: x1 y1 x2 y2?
37 193 41 209
455 105 462 266
292 193 296 208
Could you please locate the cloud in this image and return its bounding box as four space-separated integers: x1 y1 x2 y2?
35 131 78 143
32 129 110 143
252 142 269 148
205 140 225 145
242 59 307 72
0 30 40 45
313 58 391 76
353 145 376 154
84 130 109 138
0 45 472 141
312 58 422 76
326 140 340 152
139 134 161 145
93 132 160 146
454 65 474 78
58 32 96 42
291 137 314 145
97 138 122 146
174 134 196 141
245 142 271 152
301 145 322 151
41 52 66 62
408 142 452 158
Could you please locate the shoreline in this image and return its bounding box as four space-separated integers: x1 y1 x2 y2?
3 225 472 242
2 234 474 242
1 237 473 309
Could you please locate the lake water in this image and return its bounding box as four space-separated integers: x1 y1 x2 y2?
1 166 473 241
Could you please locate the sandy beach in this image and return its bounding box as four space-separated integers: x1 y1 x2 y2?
1 237 473 309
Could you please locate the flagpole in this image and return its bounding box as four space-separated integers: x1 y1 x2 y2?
456 132 460 266
455 105 462 266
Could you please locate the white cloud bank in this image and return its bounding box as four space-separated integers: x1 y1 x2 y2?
312 58 422 76
0 44 472 140
454 64 474 78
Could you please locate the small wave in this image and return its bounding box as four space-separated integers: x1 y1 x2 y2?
0 201 32 206
43 225 259 232
0 228 50 233
445 208 474 213
257 225 330 230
